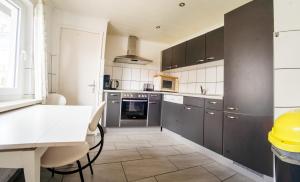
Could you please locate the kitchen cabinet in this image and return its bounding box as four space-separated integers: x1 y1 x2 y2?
148 94 162 126
161 48 173 71
181 105 204 145
186 35 206 66
223 113 273 176
204 109 223 154
224 0 273 176
106 99 121 127
162 101 183 135
172 42 186 69
205 27 224 62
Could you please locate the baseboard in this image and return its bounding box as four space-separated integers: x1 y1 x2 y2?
162 128 273 182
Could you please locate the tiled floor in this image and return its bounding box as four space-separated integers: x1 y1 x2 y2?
12 127 255 182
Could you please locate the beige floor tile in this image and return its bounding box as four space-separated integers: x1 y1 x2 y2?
105 135 129 142
156 166 220 182
114 141 153 150
94 149 142 164
134 177 157 182
202 162 236 180
223 174 255 182
138 146 181 158
127 134 156 141
63 163 127 182
122 158 177 181
149 139 182 146
102 143 116 151
171 144 198 154
167 152 215 169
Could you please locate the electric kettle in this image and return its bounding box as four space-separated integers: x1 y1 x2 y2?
109 79 119 90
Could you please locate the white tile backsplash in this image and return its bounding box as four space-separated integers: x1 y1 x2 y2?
140 69 149 82
180 71 189 83
148 70 157 82
104 66 113 76
112 67 122 80
131 68 141 81
196 69 206 82
187 83 196 93
216 82 224 95
205 67 217 82
130 81 140 90
188 70 197 83
122 68 132 81
122 81 131 90
217 66 224 82
274 69 300 107
205 83 216 95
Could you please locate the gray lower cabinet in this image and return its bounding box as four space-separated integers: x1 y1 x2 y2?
204 109 223 154
162 101 183 135
106 99 120 127
182 105 204 145
148 101 161 126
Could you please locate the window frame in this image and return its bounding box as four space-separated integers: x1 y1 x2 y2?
0 0 33 101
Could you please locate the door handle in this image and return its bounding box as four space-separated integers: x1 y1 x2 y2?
184 106 192 110
206 57 215 60
226 115 238 119
172 65 178 68
195 59 205 63
227 107 238 111
88 81 96 93
209 101 217 105
206 111 215 115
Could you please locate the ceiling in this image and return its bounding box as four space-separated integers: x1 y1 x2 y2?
49 0 251 44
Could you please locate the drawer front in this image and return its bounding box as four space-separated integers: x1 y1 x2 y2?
107 92 121 100
183 97 205 107
149 93 162 101
205 99 223 110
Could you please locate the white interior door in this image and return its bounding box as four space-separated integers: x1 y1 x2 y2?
59 28 102 106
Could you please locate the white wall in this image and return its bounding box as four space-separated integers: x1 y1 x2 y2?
104 34 169 90
47 7 108 100
273 0 300 119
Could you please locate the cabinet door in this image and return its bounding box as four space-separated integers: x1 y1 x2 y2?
162 101 182 134
186 35 206 66
161 48 172 71
274 0 300 32
205 27 224 62
106 100 120 127
224 0 273 116
148 101 161 126
223 113 273 176
182 105 204 145
204 109 223 154
172 42 186 69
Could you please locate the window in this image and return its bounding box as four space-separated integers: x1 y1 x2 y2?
0 0 20 88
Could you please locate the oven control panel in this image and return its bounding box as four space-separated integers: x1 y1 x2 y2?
122 93 148 99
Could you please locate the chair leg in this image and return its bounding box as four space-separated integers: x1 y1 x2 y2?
76 160 85 182
87 153 94 175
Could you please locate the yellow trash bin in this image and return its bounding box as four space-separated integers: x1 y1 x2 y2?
268 110 300 182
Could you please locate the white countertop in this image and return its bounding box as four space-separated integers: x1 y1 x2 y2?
0 105 92 150
103 89 223 100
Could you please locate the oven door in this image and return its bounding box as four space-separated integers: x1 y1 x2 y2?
121 99 148 120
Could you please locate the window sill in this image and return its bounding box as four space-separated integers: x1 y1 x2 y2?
0 99 42 113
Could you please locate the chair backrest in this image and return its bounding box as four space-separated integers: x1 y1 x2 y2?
89 101 106 132
46 94 67 105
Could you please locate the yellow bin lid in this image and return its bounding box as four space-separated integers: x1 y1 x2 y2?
268 110 300 153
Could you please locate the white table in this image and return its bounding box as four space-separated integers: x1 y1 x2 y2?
0 105 92 182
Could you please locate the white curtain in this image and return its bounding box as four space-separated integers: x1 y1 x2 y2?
33 0 48 102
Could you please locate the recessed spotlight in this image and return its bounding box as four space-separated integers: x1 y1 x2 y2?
155 25 161 29
179 2 185 7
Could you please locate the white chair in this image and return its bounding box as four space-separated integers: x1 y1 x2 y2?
41 102 106 182
46 93 67 105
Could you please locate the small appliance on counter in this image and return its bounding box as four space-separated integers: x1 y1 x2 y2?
109 79 119 90
143 83 154 91
153 74 179 92
103 75 111 89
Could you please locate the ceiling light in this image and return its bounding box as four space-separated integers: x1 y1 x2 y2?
179 2 185 7
155 25 161 29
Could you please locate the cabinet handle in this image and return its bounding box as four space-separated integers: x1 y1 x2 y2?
172 65 178 68
206 111 215 115
206 57 215 60
227 107 238 111
110 94 118 96
184 106 192 110
209 101 217 105
111 101 120 104
150 94 158 97
226 115 238 119
196 59 205 63
166 66 172 70
149 102 157 104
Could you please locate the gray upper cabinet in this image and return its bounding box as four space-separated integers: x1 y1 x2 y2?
172 42 187 69
205 27 224 62
186 35 206 66
161 48 173 71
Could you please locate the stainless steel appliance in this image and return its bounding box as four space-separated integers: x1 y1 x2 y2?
109 79 119 90
121 93 148 127
103 75 111 89
143 83 154 91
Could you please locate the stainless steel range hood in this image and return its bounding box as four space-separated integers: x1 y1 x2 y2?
113 36 153 65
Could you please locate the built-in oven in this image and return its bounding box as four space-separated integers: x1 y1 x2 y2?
120 93 148 127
